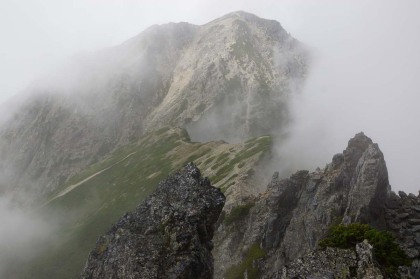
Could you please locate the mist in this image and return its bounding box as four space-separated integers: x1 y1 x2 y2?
2 0 419 194
0 1 420 274
0 194 56 277
274 0 420 194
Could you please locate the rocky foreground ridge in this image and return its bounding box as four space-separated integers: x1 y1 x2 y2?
80 133 420 278
213 132 420 278
213 132 391 277
80 163 225 279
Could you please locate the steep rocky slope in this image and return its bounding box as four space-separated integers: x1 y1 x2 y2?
76 132 418 278
213 132 393 278
0 11 308 200
80 163 225 279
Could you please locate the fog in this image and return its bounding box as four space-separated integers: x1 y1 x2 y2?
0 1 420 274
1 1 419 194
275 0 420 193
0 195 56 276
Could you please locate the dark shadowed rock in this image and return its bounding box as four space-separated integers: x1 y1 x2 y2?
80 163 225 279
399 191 408 198
385 190 420 277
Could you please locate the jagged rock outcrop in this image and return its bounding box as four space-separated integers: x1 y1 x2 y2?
277 240 383 279
80 163 225 279
213 132 391 278
0 11 308 200
384 191 420 277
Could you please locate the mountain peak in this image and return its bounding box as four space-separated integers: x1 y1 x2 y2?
216 10 272 22
347 131 373 150
208 10 284 33
220 10 261 19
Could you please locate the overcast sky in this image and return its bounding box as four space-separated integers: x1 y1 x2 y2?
1 0 420 193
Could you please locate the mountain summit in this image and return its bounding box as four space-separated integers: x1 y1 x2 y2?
0 12 308 199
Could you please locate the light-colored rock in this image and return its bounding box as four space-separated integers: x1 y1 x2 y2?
0 11 308 201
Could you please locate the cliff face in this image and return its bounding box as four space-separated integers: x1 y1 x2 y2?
385 191 420 277
213 132 391 278
0 11 308 200
80 163 225 279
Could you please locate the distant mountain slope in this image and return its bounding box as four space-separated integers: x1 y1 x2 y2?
6 127 270 278
0 11 308 199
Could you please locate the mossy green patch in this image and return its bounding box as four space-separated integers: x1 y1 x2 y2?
210 136 270 186
224 202 254 226
225 243 266 279
203 156 216 165
319 223 411 278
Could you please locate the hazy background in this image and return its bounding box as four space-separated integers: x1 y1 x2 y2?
1 0 419 195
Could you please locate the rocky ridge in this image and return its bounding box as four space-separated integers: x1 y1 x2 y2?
80 163 225 279
213 132 392 278
78 133 420 278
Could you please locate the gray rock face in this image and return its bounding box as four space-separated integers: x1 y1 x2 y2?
355 240 383 279
384 191 420 277
80 163 225 279
0 11 308 200
213 132 390 278
276 240 382 279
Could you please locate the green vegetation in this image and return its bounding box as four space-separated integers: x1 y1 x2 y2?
22 127 272 279
183 148 211 165
210 136 271 184
225 243 266 279
29 128 185 279
224 202 254 226
215 152 230 164
319 223 411 277
203 156 215 165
